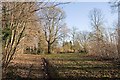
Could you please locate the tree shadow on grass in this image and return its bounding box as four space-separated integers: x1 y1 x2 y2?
45 59 120 80
2 63 45 80
51 77 120 80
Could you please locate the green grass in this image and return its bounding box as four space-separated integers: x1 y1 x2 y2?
40 53 120 79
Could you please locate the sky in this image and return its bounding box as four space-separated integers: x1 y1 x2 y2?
60 2 118 32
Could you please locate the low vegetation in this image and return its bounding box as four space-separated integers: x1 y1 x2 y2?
5 53 120 79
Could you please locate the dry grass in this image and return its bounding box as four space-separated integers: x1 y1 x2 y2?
6 53 120 79
8 54 44 79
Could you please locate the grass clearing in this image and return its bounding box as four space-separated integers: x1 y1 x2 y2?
40 53 120 79
7 53 120 79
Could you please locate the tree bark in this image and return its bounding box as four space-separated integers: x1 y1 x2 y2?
48 41 51 54
118 2 120 59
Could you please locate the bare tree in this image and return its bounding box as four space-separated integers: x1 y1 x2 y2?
60 24 70 51
39 6 65 54
2 2 68 72
76 31 89 53
70 26 78 52
117 1 120 59
2 2 41 75
89 8 105 55
110 0 120 59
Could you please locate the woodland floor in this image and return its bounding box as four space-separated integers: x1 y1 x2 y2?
5 53 120 80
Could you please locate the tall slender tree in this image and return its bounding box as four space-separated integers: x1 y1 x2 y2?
117 1 120 59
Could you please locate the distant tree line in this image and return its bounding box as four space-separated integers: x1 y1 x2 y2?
2 2 120 76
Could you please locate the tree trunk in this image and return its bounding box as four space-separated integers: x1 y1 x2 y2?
117 36 120 59
48 42 51 54
118 2 120 59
